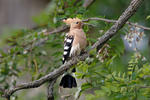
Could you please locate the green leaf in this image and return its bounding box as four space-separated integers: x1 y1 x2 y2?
95 90 106 96
109 36 125 56
75 72 84 78
146 15 150 20
81 83 92 91
110 85 119 92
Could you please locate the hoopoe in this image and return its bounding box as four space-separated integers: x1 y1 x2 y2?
59 18 87 88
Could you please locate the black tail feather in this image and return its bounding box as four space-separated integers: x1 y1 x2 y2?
60 74 77 88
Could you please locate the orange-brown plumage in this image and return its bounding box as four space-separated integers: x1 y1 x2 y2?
60 18 87 88
63 18 87 57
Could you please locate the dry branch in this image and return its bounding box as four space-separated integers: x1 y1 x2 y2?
83 0 95 9
47 79 56 100
2 53 88 99
91 0 144 50
47 17 150 36
139 86 150 88
83 17 150 31
1 0 145 99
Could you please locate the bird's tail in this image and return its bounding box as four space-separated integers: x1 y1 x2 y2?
59 68 77 88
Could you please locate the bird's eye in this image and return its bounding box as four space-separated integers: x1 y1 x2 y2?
76 22 79 24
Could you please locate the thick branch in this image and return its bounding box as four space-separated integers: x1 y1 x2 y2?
91 0 144 50
2 54 88 98
83 0 95 9
1 0 144 99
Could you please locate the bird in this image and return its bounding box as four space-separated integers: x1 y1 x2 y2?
59 18 87 88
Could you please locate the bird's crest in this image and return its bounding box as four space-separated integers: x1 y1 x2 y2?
63 18 81 25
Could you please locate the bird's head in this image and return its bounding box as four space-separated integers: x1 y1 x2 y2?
63 18 83 29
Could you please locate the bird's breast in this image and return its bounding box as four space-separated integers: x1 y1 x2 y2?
69 29 87 57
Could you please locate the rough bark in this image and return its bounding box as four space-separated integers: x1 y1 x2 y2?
47 80 56 100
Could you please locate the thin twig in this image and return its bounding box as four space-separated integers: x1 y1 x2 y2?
49 25 69 34
83 17 150 31
143 75 150 79
139 86 150 88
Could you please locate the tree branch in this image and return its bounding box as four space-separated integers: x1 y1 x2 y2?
83 17 150 31
91 0 144 50
83 0 95 9
47 79 56 100
139 86 150 88
2 53 88 99
46 16 150 36
1 0 144 99
30 15 150 53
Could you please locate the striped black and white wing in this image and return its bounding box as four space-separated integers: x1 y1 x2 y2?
62 35 74 64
